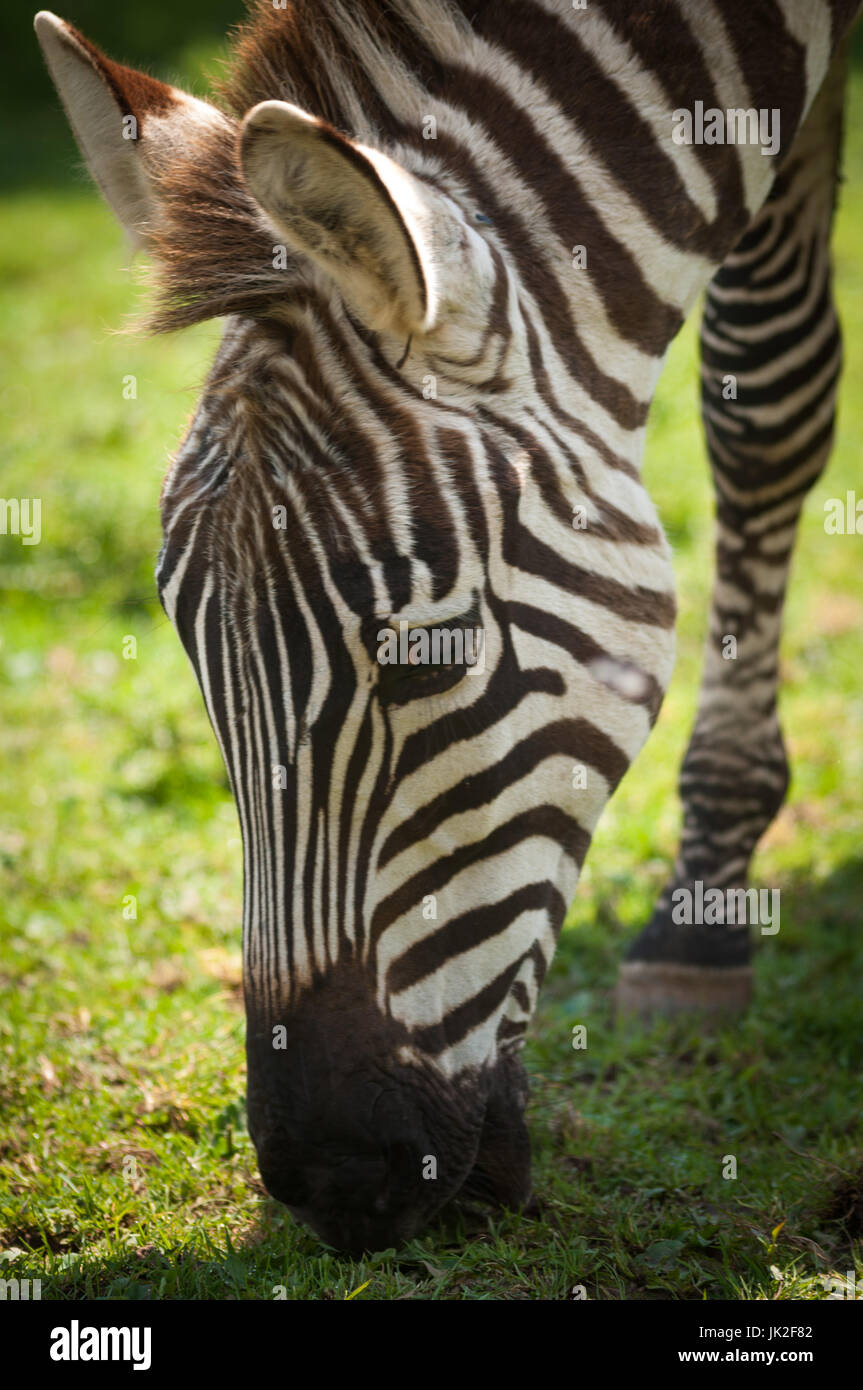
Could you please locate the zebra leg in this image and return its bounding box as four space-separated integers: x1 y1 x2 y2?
617 47 849 1018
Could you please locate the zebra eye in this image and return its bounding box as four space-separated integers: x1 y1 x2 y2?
377 644 469 705
474 211 493 225
363 597 484 706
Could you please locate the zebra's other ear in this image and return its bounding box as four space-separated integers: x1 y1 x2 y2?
34 11 228 246
240 100 471 338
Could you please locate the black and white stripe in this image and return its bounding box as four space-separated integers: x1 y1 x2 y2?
41 0 858 1245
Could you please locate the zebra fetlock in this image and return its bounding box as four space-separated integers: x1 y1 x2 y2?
617 714 790 1013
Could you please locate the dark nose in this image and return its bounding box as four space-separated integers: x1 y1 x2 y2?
245 987 536 1248
244 962 486 1251
257 1141 425 1253
249 1065 477 1252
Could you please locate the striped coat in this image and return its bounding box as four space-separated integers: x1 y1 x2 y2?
37 0 860 1252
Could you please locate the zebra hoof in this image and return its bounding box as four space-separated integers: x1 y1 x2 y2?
614 960 754 1020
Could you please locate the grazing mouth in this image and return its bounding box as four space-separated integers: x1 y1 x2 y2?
243 963 533 1250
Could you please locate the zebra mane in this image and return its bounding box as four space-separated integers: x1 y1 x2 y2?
144 0 475 332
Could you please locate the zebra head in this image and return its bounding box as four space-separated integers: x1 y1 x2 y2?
38 9 677 1253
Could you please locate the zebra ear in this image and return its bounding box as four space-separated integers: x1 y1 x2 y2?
34 11 227 246
240 100 458 337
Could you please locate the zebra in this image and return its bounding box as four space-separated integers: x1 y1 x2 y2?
36 0 860 1253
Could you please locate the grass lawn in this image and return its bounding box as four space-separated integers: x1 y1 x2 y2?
1 56 861 1301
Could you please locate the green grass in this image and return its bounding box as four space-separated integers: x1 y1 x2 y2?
1 71 862 1300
